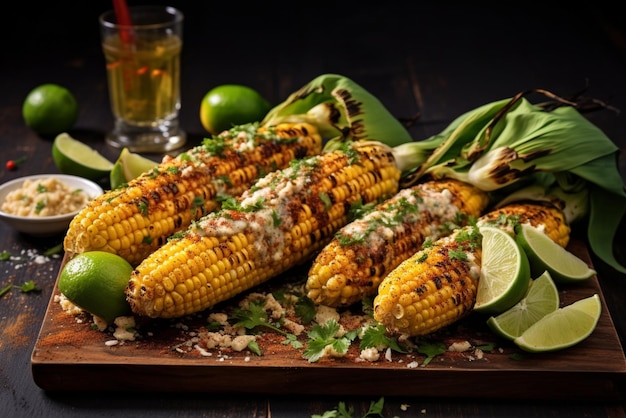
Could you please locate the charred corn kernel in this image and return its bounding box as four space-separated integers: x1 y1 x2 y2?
127 140 401 318
479 201 571 247
64 123 322 266
373 202 571 336
306 179 490 308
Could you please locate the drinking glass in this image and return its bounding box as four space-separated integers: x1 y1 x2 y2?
99 5 185 153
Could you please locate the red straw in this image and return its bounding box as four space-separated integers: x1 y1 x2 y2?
113 0 133 45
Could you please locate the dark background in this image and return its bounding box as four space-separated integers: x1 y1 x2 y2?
4 1 626 147
1 2 626 417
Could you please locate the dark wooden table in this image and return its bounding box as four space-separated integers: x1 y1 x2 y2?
2 2 625 417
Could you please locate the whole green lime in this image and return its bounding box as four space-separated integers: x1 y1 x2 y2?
23 83 78 136
200 84 271 135
58 251 133 323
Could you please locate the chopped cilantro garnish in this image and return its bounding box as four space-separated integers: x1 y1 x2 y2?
302 319 355 363
360 323 407 353
19 280 40 293
417 340 447 366
0 284 12 298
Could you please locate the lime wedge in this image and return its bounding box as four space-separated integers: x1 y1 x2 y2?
486 271 560 340
109 148 158 189
52 133 114 181
514 294 601 352
473 226 531 315
515 223 596 284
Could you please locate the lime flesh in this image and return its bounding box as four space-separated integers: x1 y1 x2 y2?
110 148 158 189
486 271 560 340
514 294 601 352
473 226 531 315
515 223 596 284
52 133 114 181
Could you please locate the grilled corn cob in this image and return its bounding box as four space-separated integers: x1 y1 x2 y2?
63 123 322 266
373 202 570 337
306 179 490 308
127 140 401 318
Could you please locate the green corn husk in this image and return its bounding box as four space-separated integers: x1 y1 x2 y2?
261 73 414 148
400 91 626 274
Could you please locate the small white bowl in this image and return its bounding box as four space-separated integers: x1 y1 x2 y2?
0 174 103 236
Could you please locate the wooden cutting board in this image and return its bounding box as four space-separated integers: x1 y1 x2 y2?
31 239 626 400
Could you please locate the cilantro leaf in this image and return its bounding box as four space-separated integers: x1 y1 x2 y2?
417 340 447 366
360 323 406 353
19 280 40 293
43 243 63 256
0 284 13 298
231 298 300 349
303 320 353 363
294 296 317 324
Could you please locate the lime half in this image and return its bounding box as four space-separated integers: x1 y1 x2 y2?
52 133 114 181
486 271 560 340
514 294 601 352
515 223 596 284
58 251 133 323
473 226 531 315
110 148 159 189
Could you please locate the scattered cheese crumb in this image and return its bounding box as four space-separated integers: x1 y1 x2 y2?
314 305 340 325
113 316 137 341
231 335 256 351
448 340 472 352
203 332 232 349
281 318 305 336
92 315 107 331
359 347 380 362
384 347 393 362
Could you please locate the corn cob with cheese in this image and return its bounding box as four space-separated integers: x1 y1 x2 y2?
373 201 570 337
63 123 322 266
127 140 401 318
306 179 490 308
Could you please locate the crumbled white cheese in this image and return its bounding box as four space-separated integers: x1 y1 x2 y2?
359 347 380 362
92 315 107 331
314 305 339 325
281 318 305 336
203 332 232 349
55 294 83 315
448 341 472 352
231 335 256 351
113 316 137 341
384 347 393 362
